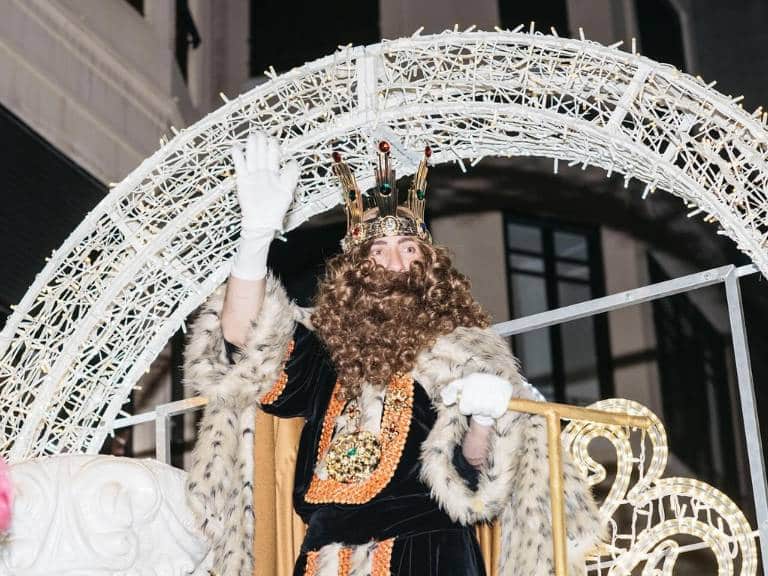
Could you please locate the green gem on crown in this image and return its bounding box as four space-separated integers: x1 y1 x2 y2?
347 447 357 457
416 189 425 200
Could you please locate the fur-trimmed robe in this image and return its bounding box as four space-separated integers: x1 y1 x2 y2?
185 274 602 575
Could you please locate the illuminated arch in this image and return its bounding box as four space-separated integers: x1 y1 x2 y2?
2 28 768 460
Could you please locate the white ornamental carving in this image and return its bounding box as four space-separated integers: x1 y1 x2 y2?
0 455 210 575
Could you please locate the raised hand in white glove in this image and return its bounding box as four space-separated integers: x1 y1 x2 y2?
229 131 300 280
440 372 514 426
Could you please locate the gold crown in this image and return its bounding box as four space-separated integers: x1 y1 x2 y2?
332 141 432 252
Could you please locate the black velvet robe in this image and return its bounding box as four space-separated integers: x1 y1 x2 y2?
226 323 486 575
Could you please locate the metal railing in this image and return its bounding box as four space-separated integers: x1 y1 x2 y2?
111 396 207 463
110 262 767 569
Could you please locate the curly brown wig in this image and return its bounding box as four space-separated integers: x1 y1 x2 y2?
311 240 491 399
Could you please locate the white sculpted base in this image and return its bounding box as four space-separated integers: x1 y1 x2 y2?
0 455 210 576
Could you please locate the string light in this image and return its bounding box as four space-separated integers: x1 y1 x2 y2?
564 399 756 574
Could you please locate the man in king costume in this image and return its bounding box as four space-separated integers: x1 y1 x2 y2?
185 132 603 575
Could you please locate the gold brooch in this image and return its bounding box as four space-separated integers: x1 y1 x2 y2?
325 431 382 483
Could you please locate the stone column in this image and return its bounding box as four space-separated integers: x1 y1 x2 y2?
380 0 499 39
145 0 176 51
565 0 638 45
188 0 250 112
431 211 510 323
600 227 662 415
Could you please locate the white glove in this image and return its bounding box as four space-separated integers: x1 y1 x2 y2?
440 373 514 426
229 131 300 280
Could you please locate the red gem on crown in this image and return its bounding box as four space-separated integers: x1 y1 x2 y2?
424 146 432 158
332 151 342 163
378 140 391 153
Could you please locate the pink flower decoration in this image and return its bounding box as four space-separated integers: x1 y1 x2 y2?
0 458 11 532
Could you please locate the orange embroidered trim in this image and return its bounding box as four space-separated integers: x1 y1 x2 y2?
372 539 395 576
338 547 352 576
259 340 295 405
304 550 319 575
304 374 414 504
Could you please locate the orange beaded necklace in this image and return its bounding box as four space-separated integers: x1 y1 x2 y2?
305 374 414 504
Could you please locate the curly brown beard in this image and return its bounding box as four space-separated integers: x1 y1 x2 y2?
311 240 491 399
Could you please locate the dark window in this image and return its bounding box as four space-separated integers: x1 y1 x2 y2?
175 0 201 81
0 104 105 326
124 0 144 15
504 214 612 404
635 0 687 71
498 0 569 35
169 329 186 466
250 0 379 75
649 256 739 495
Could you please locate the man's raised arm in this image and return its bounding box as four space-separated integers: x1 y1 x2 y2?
220 131 299 347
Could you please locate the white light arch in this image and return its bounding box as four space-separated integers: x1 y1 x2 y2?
2 29 768 461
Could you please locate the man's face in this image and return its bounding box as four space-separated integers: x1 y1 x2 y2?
369 236 424 272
